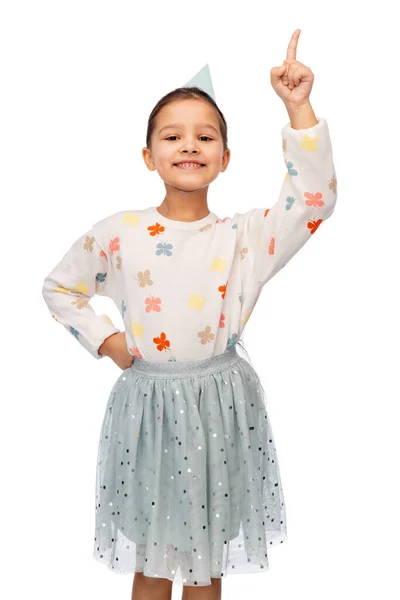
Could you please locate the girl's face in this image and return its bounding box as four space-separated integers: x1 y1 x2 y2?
142 99 230 192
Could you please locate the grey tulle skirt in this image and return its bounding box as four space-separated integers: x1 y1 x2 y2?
93 343 287 587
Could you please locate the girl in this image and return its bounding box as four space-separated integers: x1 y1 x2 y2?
42 29 337 600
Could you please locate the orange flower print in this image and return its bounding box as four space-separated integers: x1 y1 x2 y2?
264 208 270 218
307 218 323 234
304 192 324 208
145 295 161 313
215 217 228 224
148 222 165 236
99 249 108 261
219 313 225 328
109 236 120 255
153 332 170 352
268 237 275 255
137 270 153 287
198 326 215 345
218 281 228 299
130 346 143 359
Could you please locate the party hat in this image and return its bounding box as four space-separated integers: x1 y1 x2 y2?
183 63 216 101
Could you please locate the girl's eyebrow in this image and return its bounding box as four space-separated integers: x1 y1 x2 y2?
158 123 219 135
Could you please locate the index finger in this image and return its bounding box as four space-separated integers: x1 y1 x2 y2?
286 29 301 61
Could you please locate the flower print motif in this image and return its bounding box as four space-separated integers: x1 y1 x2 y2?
99 249 108 261
121 300 127 318
188 293 206 311
218 281 228 299
215 217 228 224
240 247 248 260
285 196 295 210
104 315 113 325
132 322 144 338
232 223 238 229
219 313 225 328
284 160 298 180
153 332 170 352
168 358 177 362
282 137 287 153
268 237 275 255
96 272 107 283
116 256 122 270
156 242 173 256
83 235 95 252
242 311 251 326
307 218 323 234
304 191 324 208
300 132 319 152
199 223 213 232
148 222 165 236
329 173 337 195
130 346 143 359
210 257 227 273
198 325 215 345
136 270 153 287
122 213 140 227
145 295 161 313
226 333 237 350
68 326 79 339
238 293 242 303
109 236 120 255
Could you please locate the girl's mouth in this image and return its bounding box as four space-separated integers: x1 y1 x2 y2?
174 163 205 170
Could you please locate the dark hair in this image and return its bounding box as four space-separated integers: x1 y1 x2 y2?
145 86 228 152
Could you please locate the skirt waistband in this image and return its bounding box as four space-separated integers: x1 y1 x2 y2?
130 345 241 379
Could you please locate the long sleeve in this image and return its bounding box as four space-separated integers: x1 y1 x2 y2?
234 117 337 286
42 224 121 359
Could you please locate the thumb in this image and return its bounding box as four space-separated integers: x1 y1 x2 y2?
270 64 286 87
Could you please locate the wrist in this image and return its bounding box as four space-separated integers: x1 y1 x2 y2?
284 101 318 129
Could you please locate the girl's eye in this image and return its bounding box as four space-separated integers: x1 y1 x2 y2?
165 136 212 142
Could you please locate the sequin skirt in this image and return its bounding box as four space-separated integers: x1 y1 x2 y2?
93 344 287 587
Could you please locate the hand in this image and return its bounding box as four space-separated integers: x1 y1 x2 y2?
98 331 135 370
270 29 314 107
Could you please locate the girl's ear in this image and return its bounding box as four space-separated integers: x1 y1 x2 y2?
221 148 231 172
142 147 156 171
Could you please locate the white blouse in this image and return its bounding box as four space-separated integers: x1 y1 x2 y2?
42 117 337 362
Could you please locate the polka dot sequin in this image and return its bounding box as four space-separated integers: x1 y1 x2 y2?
93 345 287 587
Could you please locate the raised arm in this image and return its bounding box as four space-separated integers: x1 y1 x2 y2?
42 223 121 359
235 116 337 286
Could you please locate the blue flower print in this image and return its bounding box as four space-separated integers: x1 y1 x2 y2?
67 325 80 339
286 161 298 177
232 223 238 229
285 196 295 210
121 300 127 318
96 272 107 283
226 333 238 350
156 242 173 256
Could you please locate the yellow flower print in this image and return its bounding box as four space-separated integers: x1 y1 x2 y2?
300 132 318 152
132 322 144 338
73 282 89 295
53 286 70 294
210 257 227 273
188 293 206 311
242 311 251 326
122 213 140 227
104 315 113 325
198 325 215 345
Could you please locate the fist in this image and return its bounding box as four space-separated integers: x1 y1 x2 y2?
99 331 135 370
270 29 314 107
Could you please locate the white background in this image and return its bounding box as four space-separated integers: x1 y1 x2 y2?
1 1 399 599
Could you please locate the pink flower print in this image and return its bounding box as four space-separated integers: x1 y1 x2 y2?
99 249 108 261
145 295 162 313
109 236 120 255
130 346 143 359
304 192 324 208
219 313 225 328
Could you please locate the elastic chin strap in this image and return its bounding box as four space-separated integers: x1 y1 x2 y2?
164 180 209 194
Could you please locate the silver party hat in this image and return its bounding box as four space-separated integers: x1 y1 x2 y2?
183 63 216 101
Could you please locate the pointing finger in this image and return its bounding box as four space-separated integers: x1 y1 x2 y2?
286 29 301 61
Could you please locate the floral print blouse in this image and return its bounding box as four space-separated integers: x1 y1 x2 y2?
42 117 337 362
